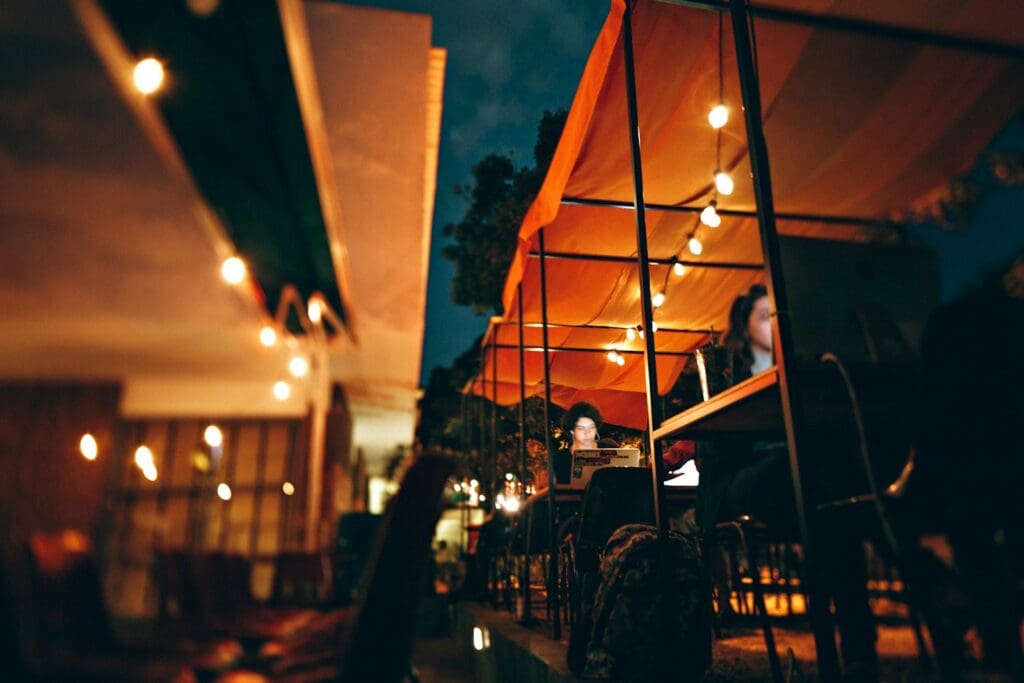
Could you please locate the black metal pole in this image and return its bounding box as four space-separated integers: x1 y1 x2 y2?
621 0 668 539
517 283 533 622
539 228 562 639
491 337 498 513
729 0 840 679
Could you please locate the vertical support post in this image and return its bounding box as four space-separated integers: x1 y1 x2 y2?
728 1 840 679
491 335 499 512
517 283 533 622
621 0 668 539
538 228 562 639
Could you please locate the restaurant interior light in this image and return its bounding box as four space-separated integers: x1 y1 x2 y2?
217 483 232 501
708 103 728 129
273 380 291 401
132 57 164 95
714 170 734 196
203 424 223 449
652 291 666 308
606 350 619 363
700 201 721 228
688 235 704 256
142 464 158 482
282 481 295 496
79 433 98 461
626 327 636 341
307 298 322 324
673 261 686 277
134 445 154 470
259 325 277 347
221 256 246 285
289 356 309 378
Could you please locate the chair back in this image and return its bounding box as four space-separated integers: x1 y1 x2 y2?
576 467 655 556
339 452 454 682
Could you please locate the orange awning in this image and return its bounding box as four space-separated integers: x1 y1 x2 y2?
468 0 1024 428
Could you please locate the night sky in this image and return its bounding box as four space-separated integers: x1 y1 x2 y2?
352 1 1024 386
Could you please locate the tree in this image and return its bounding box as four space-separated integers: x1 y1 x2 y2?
442 109 567 314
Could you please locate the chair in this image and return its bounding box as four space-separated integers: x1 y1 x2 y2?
563 467 655 673
218 451 455 683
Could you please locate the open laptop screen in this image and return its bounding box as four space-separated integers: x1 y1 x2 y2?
568 448 642 490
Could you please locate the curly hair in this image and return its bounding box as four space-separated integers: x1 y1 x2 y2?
561 401 603 438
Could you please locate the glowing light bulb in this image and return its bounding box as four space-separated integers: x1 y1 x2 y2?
616 354 625 367
289 356 309 377
273 381 291 400
142 464 158 482
607 350 619 363
134 445 154 470
259 325 277 347
688 235 704 255
638 328 645 340
221 256 246 284
80 433 98 461
626 327 636 341
700 201 721 228
307 299 322 324
708 103 728 129
132 57 164 95
282 481 295 495
714 170 734 196
203 425 223 449
673 261 686 277
651 321 659 332
505 472 514 481
217 483 232 501
652 291 665 308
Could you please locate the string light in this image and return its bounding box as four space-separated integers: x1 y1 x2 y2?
273 380 291 400
282 481 295 496
217 483 232 501
714 170 734 196
259 325 277 347
307 298 322 324
651 321 659 332
79 433 98 461
652 291 666 308
221 256 246 284
203 425 223 449
606 350 619 363
688 234 704 256
626 327 636 341
616 354 625 366
132 57 164 95
708 104 728 129
673 261 686 276
700 201 721 228
289 356 309 378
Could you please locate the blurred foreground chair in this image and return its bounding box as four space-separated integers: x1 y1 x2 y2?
218 451 455 683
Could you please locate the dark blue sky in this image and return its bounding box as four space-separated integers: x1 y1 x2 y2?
354 2 1023 386
354 1 609 385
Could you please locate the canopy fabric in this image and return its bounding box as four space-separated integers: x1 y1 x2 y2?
469 0 1024 428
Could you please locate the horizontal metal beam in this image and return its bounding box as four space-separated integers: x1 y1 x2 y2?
528 249 764 270
655 0 1024 60
498 320 714 335
561 195 904 230
492 343 692 357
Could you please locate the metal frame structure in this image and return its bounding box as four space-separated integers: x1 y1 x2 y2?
464 0 1023 675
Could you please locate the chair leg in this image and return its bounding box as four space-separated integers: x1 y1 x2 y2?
743 529 784 683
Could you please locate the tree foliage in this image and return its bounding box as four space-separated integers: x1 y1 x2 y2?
442 109 567 314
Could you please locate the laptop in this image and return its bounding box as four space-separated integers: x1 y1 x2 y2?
568 448 642 489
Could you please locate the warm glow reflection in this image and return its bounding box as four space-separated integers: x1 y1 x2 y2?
282 481 295 496
273 381 291 401
79 433 98 461
203 424 223 448
221 256 246 284
289 356 309 377
259 325 277 347
132 57 164 94
217 483 232 501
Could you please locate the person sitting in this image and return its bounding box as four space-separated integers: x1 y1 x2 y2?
680 283 880 680
553 401 619 485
